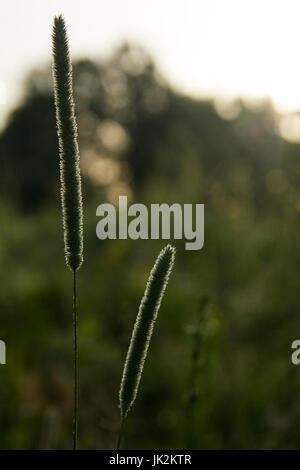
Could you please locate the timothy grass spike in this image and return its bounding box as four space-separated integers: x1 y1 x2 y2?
52 15 83 450
52 14 83 272
119 244 176 432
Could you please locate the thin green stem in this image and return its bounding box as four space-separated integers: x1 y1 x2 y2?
117 417 126 450
73 269 78 450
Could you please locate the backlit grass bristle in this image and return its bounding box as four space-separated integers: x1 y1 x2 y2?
119 244 176 425
52 14 83 272
52 15 83 450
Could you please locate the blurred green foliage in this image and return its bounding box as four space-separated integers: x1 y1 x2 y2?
0 44 300 449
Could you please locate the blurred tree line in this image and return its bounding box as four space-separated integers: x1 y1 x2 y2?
2 42 298 215
1 43 300 449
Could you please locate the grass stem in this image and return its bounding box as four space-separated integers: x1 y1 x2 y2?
117 417 125 450
73 269 78 450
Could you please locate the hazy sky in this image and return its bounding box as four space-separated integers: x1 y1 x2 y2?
2 0 300 127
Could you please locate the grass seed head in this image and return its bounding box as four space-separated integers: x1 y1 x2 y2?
119 244 176 420
52 15 83 271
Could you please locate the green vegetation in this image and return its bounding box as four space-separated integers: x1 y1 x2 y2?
52 15 84 450
0 35 300 449
118 244 175 449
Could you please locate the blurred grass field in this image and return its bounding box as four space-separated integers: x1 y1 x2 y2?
1 45 300 449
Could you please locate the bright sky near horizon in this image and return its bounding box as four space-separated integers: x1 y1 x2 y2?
2 0 300 127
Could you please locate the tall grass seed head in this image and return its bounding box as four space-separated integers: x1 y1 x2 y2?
52 15 83 271
119 244 176 419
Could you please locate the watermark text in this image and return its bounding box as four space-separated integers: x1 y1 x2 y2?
96 196 204 250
